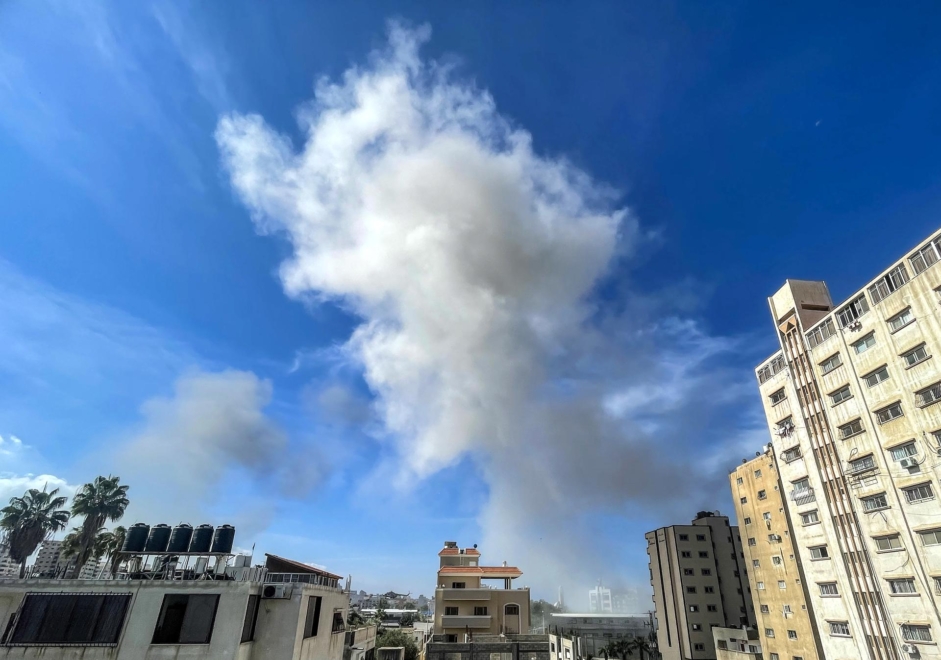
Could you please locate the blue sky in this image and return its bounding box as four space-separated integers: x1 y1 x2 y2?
2 1 940 608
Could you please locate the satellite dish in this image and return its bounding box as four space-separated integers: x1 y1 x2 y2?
473 544 477 548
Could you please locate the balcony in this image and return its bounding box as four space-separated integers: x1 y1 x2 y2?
440 588 492 601
790 488 815 505
441 615 492 629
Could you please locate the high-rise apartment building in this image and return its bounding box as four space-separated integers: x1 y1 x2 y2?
31 539 63 577
731 451 823 660
0 543 19 577
433 541 530 640
589 583 613 613
646 513 755 660
753 228 941 660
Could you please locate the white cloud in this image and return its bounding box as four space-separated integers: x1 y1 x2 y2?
0 474 78 513
216 22 764 598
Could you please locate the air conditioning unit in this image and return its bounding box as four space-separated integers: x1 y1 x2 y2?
899 457 918 469
263 584 292 599
901 643 918 655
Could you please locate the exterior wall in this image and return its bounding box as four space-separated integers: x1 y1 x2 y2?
646 515 753 660
0 578 349 660
31 540 63 577
731 454 822 660
425 634 556 660
435 588 530 637
710 627 760 660
753 228 941 660
547 614 648 657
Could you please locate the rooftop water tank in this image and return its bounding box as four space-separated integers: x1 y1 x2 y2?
189 524 214 553
122 523 150 553
167 524 194 553
144 524 171 552
210 525 235 554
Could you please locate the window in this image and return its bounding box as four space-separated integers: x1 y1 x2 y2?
763 512 772 521
820 352 843 374
863 366 889 387
740 497 747 504
888 578 916 594
902 625 933 643
684 568 694 576
445 607 459 616
698 551 708 558
819 583 839 596
744 517 752 525
783 605 792 615
875 402 903 424
773 556 782 565
809 545 829 559
332 611 345 634
748 538 756 546
451 582 466 589
778 580 786 590
910 240 941 274
920 529 941 546
887 444 917 465
869 264 909 304
765 628 775 638
782 446 802 462
838 419 864 439
888 308 915 332
691 624 702 632
704 586 715 593
769 654 779 660
6 593 131 646
769 390 786 405
830 385 852 405
686 587 696 594
757 581 765 590
701 569 712 576
758 490 767 500
678 534 689 541
902 344 930 367
753 559 760 567
302 596 323 639
829 622 850 637
696 534 706 541
693 643 705 651
916 382 941 408
707 605 717 612
776 417 795 437
505 605 519 615
681 551 692 558
474 606 488 616
241 595 260 643
445 635 458 643
800 510 819 526
849 455 876 474
853 333 876 354
862 493 889 511
788 630 798 640
758 354 787 383
689 605 699 612
153 594 220 644
760 605 770 613
793 477 810 493
807 319 836 348
904 483 934 504
875 535 902 551
837 294 870 327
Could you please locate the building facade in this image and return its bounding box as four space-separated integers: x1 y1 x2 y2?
711 627 761 660
434 541 531 640
425 633 579 660
753 228 941 660
589 585 613 613
31 539 63 577
546 613 650 657
731 452 823 660
646 513 755 660
0 545 17 578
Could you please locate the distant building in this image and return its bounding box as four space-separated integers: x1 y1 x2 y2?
425 633 581 660
646 512 755 660
546 613 649 657
588 584 612 613
30 539 62 577
711 627 761 660
434 540 530 639
0 545 18 578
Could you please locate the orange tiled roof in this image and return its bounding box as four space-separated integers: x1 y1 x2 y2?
438 548 481 556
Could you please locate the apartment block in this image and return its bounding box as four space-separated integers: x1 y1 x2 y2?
0 545 17 578
731 451 823 660
434 541 530 639
31 539 63 577
589 584 613 613
754 228 941 660
646 513 755 660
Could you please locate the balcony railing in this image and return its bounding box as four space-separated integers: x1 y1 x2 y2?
790 488 815 505
440 588 492 601
266 573 342 591
441 615 492 629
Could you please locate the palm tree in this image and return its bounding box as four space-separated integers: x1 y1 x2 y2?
70 476 129 577
0 486 70 577
102 526 127 577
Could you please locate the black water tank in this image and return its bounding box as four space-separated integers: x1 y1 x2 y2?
122 523 150 552
189 524 214 553
144 524 171 552
210 524 235 554
167 524 194 553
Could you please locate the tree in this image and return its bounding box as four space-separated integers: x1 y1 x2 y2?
376 628 418 660
70 476 129 578
102 526 127 577
399 613 415 628
0 486 70 578
347 609 366 628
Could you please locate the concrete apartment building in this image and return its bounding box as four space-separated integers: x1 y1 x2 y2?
646 513 755 660
753 227 941 660
0 546 17 578
589 585 613 613
434 541 531 640
546 613 650 657
731 451 823 660
0 553 369 660
711 627 761 660
31 539 63 577
425 633 579 660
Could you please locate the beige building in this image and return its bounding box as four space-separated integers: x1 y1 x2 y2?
0 545 17 578
433 541 531 640
646 513 755 660
731 451 823 660
711 627 761 660
754 228 941 660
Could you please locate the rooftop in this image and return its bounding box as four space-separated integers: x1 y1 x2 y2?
438 566 522 577
264 553 342 580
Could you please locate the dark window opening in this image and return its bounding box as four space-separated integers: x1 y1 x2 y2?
152 594 219 645
505 605 519 615
8 593 131 646
304 596 323 638
241 595 260 643
332 611 345 634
